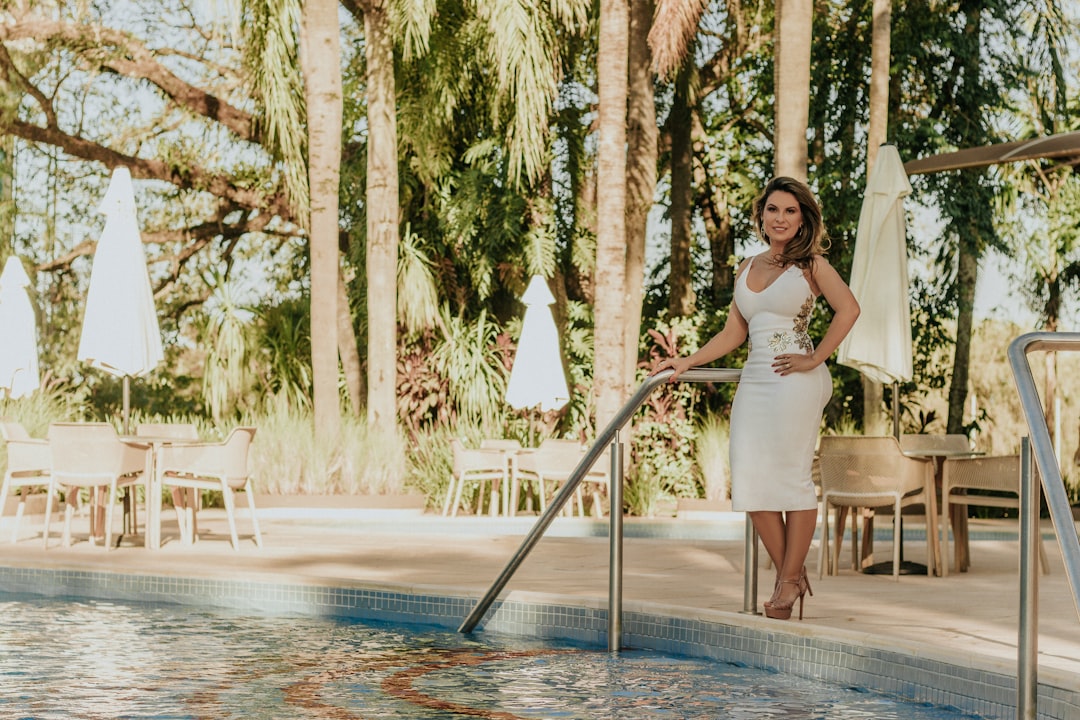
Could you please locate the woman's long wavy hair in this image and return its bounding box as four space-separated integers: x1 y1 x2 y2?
750 176 829 271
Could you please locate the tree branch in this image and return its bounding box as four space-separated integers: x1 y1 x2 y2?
0 17 256 141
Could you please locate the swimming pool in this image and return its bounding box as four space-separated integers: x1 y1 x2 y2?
0 593 979 719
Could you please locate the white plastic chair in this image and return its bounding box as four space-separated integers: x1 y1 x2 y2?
443 438 508 517
480 439 522 515
0 420 55 545
514 439 606 517
48 422 150 550
156 427 261 550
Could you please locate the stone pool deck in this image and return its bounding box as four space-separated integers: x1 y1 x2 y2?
1 506 1078 702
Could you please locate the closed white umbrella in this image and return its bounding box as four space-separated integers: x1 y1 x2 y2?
837 143 914 387
0 256 40 398
77 167 164 431
505 275 570 413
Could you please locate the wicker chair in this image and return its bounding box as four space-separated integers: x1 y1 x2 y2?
940 454 1050 576
817 435 940 580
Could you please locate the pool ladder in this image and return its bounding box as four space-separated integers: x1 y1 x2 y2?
1009 333 1080 719
458 367 748 644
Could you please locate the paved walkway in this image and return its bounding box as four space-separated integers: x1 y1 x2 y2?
1 507 1078 685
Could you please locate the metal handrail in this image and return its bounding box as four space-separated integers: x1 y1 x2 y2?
458 367 742 635
1007 332 1080 719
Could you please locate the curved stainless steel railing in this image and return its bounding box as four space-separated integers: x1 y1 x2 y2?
458 367 742 636
1007 332 1080 718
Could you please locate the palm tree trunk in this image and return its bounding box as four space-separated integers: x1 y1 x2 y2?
668 62 695 317
300 0 342 438
594 0 631 431
339 268 363 415
363 0 400 428
773 0 812 179
625 0 656 395
947 240 978 435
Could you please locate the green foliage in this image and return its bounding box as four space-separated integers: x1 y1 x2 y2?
695 411 731 501
402 423 454 513
624 315 705 516
397 328 453 439
0 376 85 438
252 298 313 413
432 307 510 436
201 276 255 423
397 226 441 336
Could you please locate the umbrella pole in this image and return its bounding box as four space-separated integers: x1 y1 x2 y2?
892 380 900 439
122 375 131 435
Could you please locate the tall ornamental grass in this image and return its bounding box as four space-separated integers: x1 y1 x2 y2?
248 398 409 496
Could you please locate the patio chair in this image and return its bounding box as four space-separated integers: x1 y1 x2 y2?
480 439 523 515
816 435 940 580
0 419 55 545
47 422 150 549
940 454 1050 576
514 438 606 517
156 426 261 550
444 438 507 517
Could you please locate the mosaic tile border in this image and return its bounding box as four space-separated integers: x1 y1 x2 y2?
1 565 1076 720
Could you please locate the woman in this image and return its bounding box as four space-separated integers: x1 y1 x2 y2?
651 176 859 620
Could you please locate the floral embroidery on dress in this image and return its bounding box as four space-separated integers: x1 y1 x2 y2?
767 297 815 353
768 332 791 352
791 296 815 352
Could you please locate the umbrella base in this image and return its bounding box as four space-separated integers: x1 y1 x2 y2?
861 560 928 576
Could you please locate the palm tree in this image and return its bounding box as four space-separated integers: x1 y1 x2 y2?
300 0 344 438
353 0 400 428
594 0 631 430
625 0 658 391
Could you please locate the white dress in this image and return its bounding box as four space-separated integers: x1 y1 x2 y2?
729 257 831 512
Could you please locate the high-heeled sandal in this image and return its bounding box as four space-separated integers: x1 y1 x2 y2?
764 566 812 610
764 571 811 620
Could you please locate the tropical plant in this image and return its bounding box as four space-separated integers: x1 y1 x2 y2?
200 276 255 423
432 308 510 437
624 315 705 516
695 411 731 501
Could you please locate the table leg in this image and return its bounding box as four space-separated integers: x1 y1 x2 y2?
150 444 162 550
953 502 969 572
859 509 876 569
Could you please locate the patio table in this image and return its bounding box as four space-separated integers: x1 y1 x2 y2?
120 434 203 549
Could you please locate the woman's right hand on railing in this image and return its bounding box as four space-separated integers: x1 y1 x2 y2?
649 356 693 382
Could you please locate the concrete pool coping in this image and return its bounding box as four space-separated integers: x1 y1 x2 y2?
0 508 1077 718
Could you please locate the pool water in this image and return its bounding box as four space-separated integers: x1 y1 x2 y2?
0 595 981 719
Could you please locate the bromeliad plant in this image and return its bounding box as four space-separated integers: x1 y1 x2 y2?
624 316 705 516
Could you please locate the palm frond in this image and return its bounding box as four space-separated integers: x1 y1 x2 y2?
397 225 440 334
649 0 709 79
392 0 436 61
230 0 310 223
